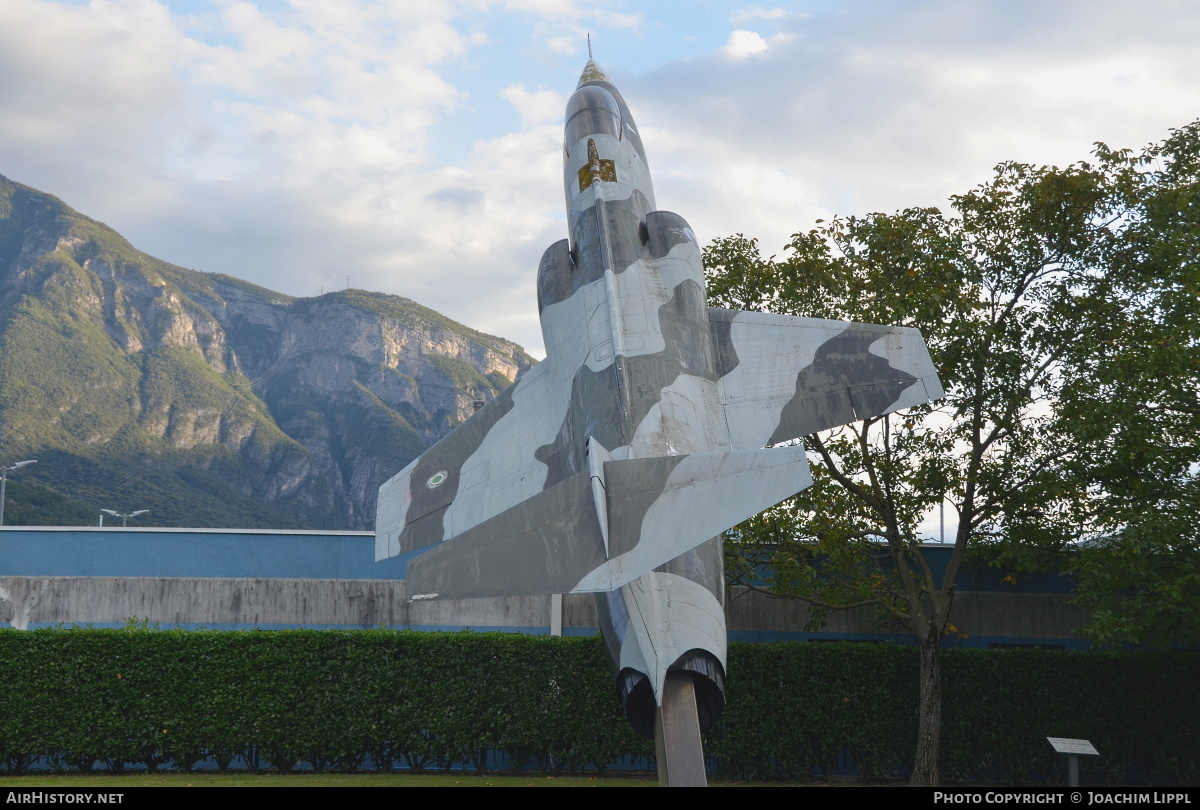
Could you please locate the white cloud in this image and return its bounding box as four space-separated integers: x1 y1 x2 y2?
721 30 769 58
4 0 1200 362
730 5 792 24
499 0 643 62
544 34 579 56
633 0 1200 272
501 84 567 129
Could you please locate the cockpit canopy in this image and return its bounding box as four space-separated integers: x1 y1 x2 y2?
564 85 622 154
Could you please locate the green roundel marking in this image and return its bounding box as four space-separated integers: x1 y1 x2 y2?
426 471 448 489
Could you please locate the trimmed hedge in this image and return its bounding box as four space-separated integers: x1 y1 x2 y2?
0 629 646 775
0 629 1194 783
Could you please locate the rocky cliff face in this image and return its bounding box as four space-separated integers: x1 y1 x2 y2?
0 175 533 529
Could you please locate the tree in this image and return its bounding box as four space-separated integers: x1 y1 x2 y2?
1051 125 1200 647
703 125 1200 784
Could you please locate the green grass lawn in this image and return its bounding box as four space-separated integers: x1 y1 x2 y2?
0 772 660 788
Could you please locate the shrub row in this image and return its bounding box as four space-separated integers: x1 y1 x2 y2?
0 629 1194 783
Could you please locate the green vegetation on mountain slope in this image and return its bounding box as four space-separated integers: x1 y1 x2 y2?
0 174 534 529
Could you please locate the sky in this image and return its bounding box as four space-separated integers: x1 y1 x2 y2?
2 0 1199 363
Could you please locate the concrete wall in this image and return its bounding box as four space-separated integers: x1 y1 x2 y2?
0 576 602 633
0 575 1091 647
0 527 1092 647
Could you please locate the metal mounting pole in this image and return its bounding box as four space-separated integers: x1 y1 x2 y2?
550 593 563 636
653 671 707 787
0 461 35 527
1048 736 1098 787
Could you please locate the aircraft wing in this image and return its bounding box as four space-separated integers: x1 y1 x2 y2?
376 306 942 600
376 360 567 561
377 347 814 599
709 307 944 450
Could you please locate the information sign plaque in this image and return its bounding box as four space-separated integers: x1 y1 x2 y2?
1048 737 1100 787
1047 737 1100 756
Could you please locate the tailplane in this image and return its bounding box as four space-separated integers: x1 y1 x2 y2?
407 445 811 599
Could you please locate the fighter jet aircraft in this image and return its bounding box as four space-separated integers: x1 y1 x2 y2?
376 59 943 747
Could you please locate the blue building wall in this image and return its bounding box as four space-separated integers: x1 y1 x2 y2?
0 527 413 580
0 527 1065 590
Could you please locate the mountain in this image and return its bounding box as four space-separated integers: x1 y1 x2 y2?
0 174 534 529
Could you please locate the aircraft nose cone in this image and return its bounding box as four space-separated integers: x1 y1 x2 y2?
577 59 612 88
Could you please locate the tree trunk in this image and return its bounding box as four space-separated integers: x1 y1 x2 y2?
910 631 942 786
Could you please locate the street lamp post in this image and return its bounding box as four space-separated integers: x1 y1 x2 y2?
0 460 36 527
100 509 149 528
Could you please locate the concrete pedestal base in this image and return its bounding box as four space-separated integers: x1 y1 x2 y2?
653 672 707 787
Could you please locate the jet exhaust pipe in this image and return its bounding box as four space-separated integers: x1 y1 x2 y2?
618 650 726 740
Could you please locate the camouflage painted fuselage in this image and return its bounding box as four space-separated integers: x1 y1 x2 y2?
375 61 943 737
